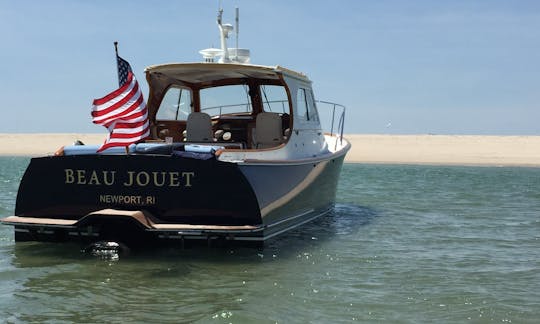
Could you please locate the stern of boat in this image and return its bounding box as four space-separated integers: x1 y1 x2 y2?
1 154 265 245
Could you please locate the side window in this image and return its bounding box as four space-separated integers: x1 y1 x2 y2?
156 87 192 121
296 88 309 121
296 88 319 123
306 90 319 122
260 85 289 113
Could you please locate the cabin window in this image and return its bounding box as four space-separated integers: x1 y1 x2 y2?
156 86 192 121
260 85 289 113
296 88 319 122
200 84 252 117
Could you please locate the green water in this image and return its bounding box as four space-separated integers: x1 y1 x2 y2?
1 158 539 323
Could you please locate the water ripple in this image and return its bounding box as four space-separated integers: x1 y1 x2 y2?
1 161 540 322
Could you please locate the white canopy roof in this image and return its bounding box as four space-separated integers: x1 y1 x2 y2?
145 62 309 84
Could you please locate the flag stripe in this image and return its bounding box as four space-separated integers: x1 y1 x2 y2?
91 81 139 117
91 76 139 119
93 94 145 125
99 127 150 146
92 74 136 106
113 120 148 130
109 127 150 139
97 128 151 152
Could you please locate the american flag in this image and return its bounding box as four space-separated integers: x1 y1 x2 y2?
92 67 149 152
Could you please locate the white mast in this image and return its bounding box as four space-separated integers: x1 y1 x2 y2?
217 7 233 63
200 5 250 64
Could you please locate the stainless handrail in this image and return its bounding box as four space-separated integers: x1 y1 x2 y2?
316 100 346 150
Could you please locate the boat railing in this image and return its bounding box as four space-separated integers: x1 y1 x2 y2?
201 99 289 116
316 100 346 150
201 103 252 116
261 99 289 113
199 99 346 150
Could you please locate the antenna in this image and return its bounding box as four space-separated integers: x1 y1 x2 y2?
217 1 223 25
235 7 239 61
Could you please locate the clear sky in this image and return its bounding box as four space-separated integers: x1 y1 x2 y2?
1 0 539 135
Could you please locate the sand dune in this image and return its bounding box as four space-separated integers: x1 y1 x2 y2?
1 133 539 167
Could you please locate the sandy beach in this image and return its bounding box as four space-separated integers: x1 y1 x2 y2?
1 133 539 167
344 134 540 167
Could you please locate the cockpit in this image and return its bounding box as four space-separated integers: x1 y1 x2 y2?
146 64 294 150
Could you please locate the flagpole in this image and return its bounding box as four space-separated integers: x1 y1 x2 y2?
114 41 121 87
114 41 129 154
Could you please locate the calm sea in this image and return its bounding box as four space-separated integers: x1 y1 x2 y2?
0 157 539 323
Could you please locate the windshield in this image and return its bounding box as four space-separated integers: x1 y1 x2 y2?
156 86 192 121
200 84 252 117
